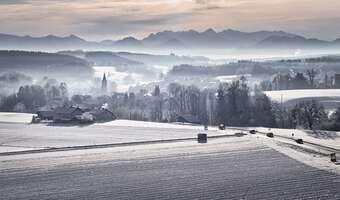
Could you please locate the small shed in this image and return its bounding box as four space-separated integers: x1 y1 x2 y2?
176 114 200 124
91 108 116 122
37 110 54 120
53 106 85 123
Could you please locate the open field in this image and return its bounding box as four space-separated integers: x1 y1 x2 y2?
0 122 229 153
265 89 340 103
265 89 340 112
0 112 339 199
0 112 33 124
0 112 339 154
255 127 340 150
0 113 232 153
0 137 339 200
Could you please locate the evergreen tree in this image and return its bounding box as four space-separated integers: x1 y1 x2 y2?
216 83 227 125
252 92 276 127
225 79 251 126
0 94 18 112
153 85 160 97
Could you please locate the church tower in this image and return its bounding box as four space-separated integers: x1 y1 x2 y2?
101 73 107 94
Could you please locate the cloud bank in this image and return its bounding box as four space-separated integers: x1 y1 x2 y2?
0 0 339 41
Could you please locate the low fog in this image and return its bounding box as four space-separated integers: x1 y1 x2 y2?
2 29 340 130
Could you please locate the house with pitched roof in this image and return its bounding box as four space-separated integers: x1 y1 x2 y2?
53 105 85 123
90 108 117 122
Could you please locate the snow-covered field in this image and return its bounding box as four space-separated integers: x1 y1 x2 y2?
0 112 338 152
0 113 233 153
265 89 340 103
0 112 33 123
99 120 219 131
215 74 251 83
0 112 339 174
256 127 340 149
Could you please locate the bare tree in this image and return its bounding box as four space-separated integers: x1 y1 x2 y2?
306 69 318 88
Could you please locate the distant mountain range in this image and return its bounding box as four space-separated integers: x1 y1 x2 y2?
1 29 340 51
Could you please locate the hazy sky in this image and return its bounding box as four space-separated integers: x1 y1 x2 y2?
0 0 340 41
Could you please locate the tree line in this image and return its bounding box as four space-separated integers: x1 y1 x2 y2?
2 77 340 131
259 69 338 91
0 77 68 113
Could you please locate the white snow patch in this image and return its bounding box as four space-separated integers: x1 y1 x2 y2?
0 146 42 153
265 89 340 102
98 120 219 131
0 120 239 154
215 74 251 83
0 112 33 124
256 127 340 149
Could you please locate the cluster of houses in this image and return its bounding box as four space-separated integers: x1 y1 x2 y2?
36 105 116 124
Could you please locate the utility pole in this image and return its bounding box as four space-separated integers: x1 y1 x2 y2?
280 94 284 128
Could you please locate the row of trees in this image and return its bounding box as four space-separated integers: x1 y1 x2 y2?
260 69 335 91
0 78 68 112
110 79 340 131
93 77 340 131
2 76 340 131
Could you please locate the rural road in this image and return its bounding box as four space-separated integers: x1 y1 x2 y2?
0 138 339 200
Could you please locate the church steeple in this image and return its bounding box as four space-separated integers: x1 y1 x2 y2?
101 73 107 94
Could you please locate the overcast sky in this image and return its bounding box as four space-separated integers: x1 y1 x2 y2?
0 0 340 41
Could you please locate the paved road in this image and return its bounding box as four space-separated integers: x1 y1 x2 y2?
0 138 339 200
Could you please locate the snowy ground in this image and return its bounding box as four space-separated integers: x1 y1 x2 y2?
0 112 338 150
1 136 339 199
265 89 340 112
0 112 339 174
0 113 235 153
99 120 219 131
0 123 227 152
249 134 340 175
265 89 340 103
215 74 251 83
0 112 33 124
256 127 340 149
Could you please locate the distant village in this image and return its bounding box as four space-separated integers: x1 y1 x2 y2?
4 68 340 131
33 74 116 124
34 105 116 124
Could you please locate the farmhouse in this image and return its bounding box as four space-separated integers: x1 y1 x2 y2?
53 106 85 123
90 108 117 122
37 110 54 120
176 114 200 124
37 105 116 123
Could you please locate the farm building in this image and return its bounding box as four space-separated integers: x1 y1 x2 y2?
53 106 85 123
176 114 200 124
37 110 54 120
90 108 116 122
37 105 117 124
